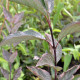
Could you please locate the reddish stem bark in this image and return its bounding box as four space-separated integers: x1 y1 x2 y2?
45 14 57 80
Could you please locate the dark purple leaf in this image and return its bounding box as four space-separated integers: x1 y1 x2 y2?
36 53 54 67
10 0 47 16
0 30 45 46
9 51 17 63
27 66 51 80
44 0 54 13
58 65 80 80
73 37 80 43
11 21 24 33
13 67 22 80
58 21 80 41
13 42 20 47
5 21 11 33
12 12 24 24
2 50 12 62
73 32 80 43
3 7 12 22
45 33 62 63
0 67 9 80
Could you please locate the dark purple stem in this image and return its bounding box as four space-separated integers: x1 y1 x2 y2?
45 14 57 80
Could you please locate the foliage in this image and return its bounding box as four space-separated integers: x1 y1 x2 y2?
0 0 80 80
0 50 22 80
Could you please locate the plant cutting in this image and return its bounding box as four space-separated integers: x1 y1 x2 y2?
0 0 80 80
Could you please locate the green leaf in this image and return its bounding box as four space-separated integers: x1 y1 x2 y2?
53 66 62 72
0 77 6 80
42 40 49 52
51 67 62 79
18 43 28 55
53 29 61 33
58 21 80 41
10 0 47 16
0 57 7 63
72 74 80 80
0 30 45 46
63 8 73 19
58 65 80 80
27 66 51 80
62 48 72 52
36 53 54 67
63 54 72 71
14 54 20 70
51 68 55 79
72 50 80 60
1 62 9 72
77 3 80 13
53 2 64 26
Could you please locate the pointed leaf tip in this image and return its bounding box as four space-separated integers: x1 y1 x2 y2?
2 49 12 62
45 33 62 63
12 12 24 24
9 51 17 63
58 21 80 41
0 67 9 80
58 65 80 80
72 74 80 80
3 7 12 22
0 30 45 46
27 66 51 80
11 21 24 33
13 67 22 80
36 53 54 67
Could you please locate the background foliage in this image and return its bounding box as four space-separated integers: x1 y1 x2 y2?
0 0 80 80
